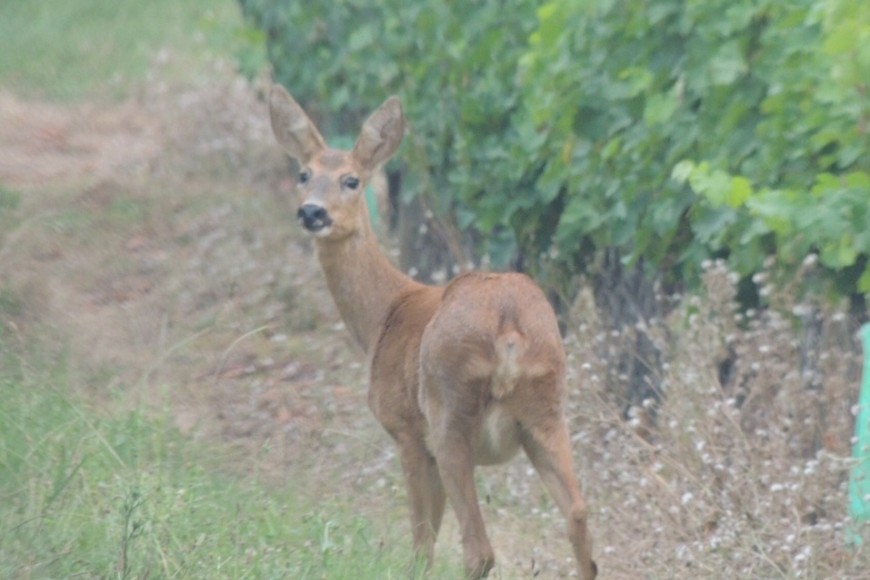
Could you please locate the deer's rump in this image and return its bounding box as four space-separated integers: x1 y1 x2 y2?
418 271 567 465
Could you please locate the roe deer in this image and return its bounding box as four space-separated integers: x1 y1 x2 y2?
269 84 597 579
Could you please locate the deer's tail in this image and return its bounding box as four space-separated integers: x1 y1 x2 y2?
492 330 524 399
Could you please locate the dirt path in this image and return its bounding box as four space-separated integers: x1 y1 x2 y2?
0 90 160 189
0 75 361 474
0 73 599 578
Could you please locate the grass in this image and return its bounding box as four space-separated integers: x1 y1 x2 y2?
0 0 264 100
0 339 446 579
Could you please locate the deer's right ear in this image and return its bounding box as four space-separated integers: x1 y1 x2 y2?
269 84 326 163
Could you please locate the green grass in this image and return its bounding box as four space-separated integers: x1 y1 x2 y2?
0 0 264 100
0 342 442 579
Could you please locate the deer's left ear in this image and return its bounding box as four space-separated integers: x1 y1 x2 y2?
352 97 404 170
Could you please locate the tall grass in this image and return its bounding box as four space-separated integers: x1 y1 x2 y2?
0 336 439 579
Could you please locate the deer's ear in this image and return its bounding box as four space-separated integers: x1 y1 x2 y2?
352 97 404 170
269 84 326 163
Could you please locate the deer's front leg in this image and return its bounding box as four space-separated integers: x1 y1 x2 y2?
395 433 446 569
431 415 495 578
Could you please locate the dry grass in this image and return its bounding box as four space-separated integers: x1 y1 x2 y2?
1 58 867 578
557 261 866 578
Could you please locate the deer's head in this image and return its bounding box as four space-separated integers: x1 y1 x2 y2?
269 84 404 241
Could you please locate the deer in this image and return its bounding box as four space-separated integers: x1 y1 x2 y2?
268 83 597 580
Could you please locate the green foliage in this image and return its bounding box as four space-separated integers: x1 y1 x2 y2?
242 0 869 301
519 0 870 295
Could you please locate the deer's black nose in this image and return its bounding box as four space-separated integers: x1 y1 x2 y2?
297 204 332 232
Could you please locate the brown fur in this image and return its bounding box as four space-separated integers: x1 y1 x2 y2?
269 84 597 579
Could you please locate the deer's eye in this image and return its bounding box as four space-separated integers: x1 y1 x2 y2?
299 170 311 184
343 176 360 190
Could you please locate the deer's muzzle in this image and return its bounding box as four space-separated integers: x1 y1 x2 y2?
297 203 332 233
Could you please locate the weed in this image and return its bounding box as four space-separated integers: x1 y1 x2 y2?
0 286 24 318
118 486 146 580
0 187 20 212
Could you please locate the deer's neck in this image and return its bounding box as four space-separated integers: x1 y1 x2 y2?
315 230 423 353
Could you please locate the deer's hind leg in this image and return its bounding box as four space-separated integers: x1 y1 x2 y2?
507 381 597 580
